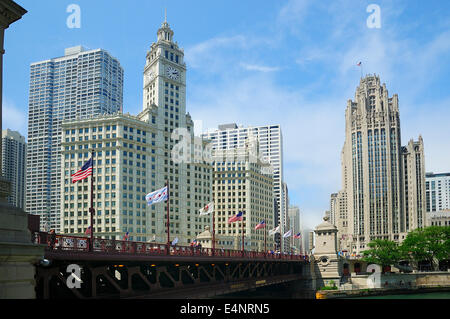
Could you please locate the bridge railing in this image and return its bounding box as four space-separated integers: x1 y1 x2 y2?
33 231 309 261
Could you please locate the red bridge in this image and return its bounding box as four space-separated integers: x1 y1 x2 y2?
33 232 309 299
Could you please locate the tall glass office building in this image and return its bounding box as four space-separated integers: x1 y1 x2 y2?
26 46 123 232
426 172 450 212
2 129 26 209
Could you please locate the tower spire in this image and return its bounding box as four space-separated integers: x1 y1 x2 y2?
164 7 167 23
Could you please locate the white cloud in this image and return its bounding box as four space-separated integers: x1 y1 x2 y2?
277 0 312 34
2 99 27 138
240 63 280 73
401 98 450 174
184 34 274 73
185 0 450 230
188 74 345 231
185 35 247 69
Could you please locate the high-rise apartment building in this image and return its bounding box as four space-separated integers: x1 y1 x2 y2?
425 172 450 227
425 172 450 212
202 123 287 250
60 20 212 244
2 129 26 209
334 75 426 253
211 145 274 251
27 46 123 231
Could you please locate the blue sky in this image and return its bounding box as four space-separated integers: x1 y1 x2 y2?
4 0 450 229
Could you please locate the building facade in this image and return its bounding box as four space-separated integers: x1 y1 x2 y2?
27 46 123 231
288 206 301 253
427 210 450 227
425 172 450 213
211 145 274 252
425 172 450 227
202 123 287 250
60 20 212 244
329 193 337 226
401 138 426 233
334 75 426 253
281 182 290 252
1 129 26 209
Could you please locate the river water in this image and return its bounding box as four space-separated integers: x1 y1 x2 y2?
347 291 450 299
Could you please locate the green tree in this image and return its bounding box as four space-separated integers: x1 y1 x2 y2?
400 226 450 271
362 239 404 270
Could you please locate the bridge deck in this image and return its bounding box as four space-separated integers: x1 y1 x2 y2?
35 232 309 263
34 232 308 299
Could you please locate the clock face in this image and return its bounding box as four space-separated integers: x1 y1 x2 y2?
166 66 179 80
144 71 155 86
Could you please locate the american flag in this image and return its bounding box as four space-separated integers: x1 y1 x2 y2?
123 231 129 241
294 232 301 239
85 226 92 235
228 211 243 223
254 220 266 230
71 158 93 183
357 61 362 66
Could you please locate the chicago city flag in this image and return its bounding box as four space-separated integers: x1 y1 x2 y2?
146 186 168 205
228 211 243 223
254 220 266 230
71 158 93 183
199 202 214 216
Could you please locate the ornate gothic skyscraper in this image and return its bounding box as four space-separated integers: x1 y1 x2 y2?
335 75 426 253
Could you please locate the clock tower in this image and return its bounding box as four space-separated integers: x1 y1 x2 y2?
138 18 212 246
143 19 186 115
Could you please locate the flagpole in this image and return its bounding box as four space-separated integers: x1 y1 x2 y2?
212 206 215 256
166 179 170 253
241 212 244 256
89 149 95 252
300 236 303 256
290 231 292 254
264 224 267 257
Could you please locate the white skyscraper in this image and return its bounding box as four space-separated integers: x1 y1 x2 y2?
27 46 123 231
426 172 450 212
202 123 287 251
2 129 26 209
